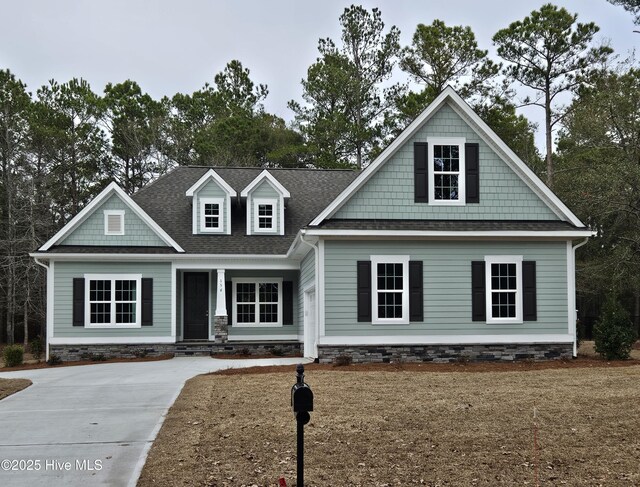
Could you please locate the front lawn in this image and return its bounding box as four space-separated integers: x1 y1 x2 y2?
139 361 640 486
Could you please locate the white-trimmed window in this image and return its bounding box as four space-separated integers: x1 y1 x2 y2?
428 137 465 205
485 256 523 324
199 197 224 233
104 210 125 235
85 274 141 328
253 198 277 233
371 255 409 324
232 278 282 327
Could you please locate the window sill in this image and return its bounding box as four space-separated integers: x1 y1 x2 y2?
485 319 523 325
428 200 466 206
85 323 141 329
371 319 410 325
233 323 283 328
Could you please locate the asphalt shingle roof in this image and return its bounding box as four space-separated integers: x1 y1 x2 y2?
316 219 581 231
131 166 359 254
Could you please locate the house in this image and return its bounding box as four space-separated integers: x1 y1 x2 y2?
31 87 592 363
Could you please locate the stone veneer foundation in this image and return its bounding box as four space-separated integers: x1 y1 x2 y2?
50 341 302 361
317 343 573 364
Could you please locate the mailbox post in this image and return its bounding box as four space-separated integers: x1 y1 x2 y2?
291 363 313 487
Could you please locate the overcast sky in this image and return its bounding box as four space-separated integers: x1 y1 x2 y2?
1 0 637 150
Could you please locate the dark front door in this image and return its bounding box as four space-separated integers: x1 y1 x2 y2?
183 272 209 340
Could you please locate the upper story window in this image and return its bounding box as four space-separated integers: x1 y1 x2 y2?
200 197 223 233
104 210 125 235
484 255 522 324
253 198 277 233
427 137 466 205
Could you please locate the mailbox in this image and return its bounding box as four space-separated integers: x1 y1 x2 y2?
291 363 313 486
291 382 314 413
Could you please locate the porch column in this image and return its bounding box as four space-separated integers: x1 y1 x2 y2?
214 269 228 343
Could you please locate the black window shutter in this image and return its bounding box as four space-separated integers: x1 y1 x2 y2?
414 142 429 203
72 278 85 326
225 281 233 326
465 143 480 203
522 261 537 321
357 261 372 322
471 261 486 321
409 261 423 322
141 278 153 326
283 281 294 325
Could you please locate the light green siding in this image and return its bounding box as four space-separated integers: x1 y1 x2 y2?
323 240 568 336
298 250 316 336
194 179 229 234
53 261 172 337
334 102 559 221
250 181 281 235
60 194 168 246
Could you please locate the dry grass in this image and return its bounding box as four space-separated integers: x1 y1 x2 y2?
139 363 640 486
0 378 31 401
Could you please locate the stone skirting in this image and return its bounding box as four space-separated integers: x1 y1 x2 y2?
317 343 573 364
49 340 303 361
214 316 228 343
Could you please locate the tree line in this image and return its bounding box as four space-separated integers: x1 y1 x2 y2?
1 2 638 344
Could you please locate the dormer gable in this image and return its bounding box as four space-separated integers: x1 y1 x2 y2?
185 169 236 235
240 170 290 236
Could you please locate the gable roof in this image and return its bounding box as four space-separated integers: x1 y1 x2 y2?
309 86 585 228
185 168 237 197
240 169 291 198
131 167 358 254
39 182 184 253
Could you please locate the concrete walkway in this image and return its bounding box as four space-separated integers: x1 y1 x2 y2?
0 356 308 487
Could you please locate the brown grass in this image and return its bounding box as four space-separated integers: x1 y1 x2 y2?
0 353 173 371
139 362 640 486
0 378 31 401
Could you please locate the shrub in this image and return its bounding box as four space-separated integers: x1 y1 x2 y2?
270 347 284 357
3 345 24 367
92 354 108 362
593 295 638 360
47 354 62 366
333 354 352 366
29 336 44 361
133 349 148 358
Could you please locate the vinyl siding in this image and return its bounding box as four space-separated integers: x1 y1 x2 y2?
194 179 229 234
323 240 568 336
298 249 316 337
334 102 559 221
60 194 167 246
53 261 172 337
249 181 281 235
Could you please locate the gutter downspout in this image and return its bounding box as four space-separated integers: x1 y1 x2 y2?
299 231 319 359
572 237 590 357
34 257 50 361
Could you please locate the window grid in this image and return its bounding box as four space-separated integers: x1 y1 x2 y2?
490 263 517 319
258 204 273 229
433 144 460 201
203 203 220 229
376 263 404 319
235 281 279 325
88 277 139 326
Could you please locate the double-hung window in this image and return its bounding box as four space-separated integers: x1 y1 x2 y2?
232 278 282 327
371 256 409 324
484 256 522 324
428 137 466 205
200 197 223 233
253 198 277 233
85 274 141 328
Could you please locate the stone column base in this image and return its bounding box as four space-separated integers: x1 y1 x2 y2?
214 315 228 343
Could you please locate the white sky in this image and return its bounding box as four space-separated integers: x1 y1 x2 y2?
1 0 637 151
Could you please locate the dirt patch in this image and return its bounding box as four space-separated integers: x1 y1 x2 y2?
1 354 173 371
139 364 640 486
0 378 32 401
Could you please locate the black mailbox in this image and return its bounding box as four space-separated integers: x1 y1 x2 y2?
291 382 314 413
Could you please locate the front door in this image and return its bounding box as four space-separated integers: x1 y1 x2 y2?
183 272 209 340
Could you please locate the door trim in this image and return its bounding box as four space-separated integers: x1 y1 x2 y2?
304 286 317 358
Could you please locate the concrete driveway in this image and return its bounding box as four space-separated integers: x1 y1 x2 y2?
0 356 307 487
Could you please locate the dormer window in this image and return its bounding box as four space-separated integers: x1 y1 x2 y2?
200 197 223 233
254 198 276 233
104 210 124 235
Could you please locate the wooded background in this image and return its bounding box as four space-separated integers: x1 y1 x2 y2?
2 2 639 345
